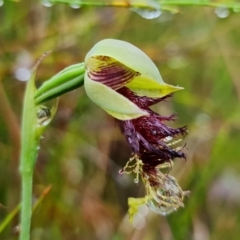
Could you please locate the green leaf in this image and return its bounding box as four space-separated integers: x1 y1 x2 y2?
35 63 85 104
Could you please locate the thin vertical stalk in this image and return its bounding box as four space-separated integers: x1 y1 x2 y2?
19 69 39 240
19 54 83 239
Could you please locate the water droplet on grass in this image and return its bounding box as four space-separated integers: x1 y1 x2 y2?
131 1 162 19
131 8 162 19
37 106 51 126
70 3 81 9
215 6 230 18
233 7 240 13
41 0 53 7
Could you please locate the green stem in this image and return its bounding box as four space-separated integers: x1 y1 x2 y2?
50 0 240 10
19 69 39 240
19 56 84 239
19 173 34 240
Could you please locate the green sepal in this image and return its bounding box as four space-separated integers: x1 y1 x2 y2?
85 39 164 84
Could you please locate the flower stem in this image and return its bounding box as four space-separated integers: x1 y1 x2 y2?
19 68 39 240
19 172 34 240
19 55 84 239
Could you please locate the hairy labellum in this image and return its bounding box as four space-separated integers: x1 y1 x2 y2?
117 87 187 171
116 87 189 217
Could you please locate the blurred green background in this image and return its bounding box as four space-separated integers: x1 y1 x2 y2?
1 1 240 239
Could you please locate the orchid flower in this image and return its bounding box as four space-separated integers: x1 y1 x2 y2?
35 39 189 221
84 39 189 219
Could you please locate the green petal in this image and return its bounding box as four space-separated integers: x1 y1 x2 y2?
84 73 149 120
126 75 183 98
